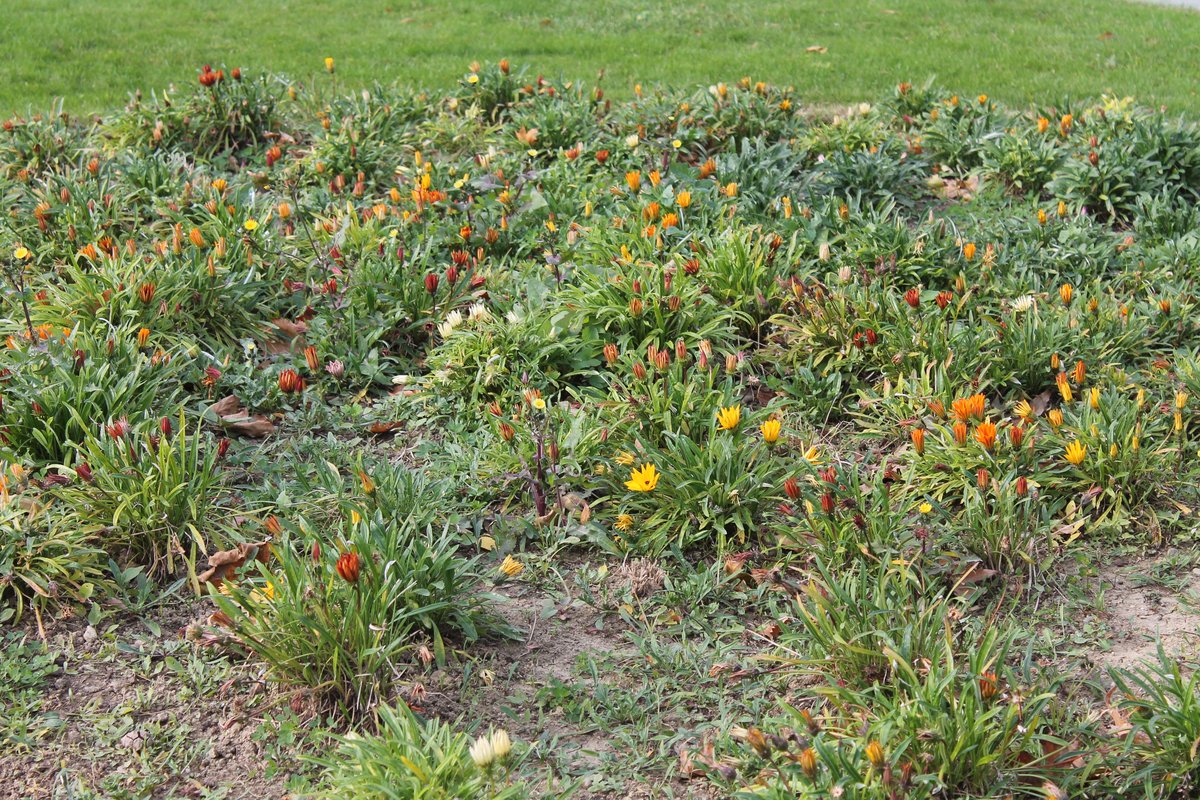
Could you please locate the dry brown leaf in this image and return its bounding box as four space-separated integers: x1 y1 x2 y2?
197 540 271 590
952 563 997 595
805 45 827 54
271 317 308 338
208 395 276 438
367 421 404 434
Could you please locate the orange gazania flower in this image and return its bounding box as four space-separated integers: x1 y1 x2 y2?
278 368 304 394
974 421 997 451
336 551 361 583
304 345 320 372
952 393 986 421
911 427 925 456
952 421 968 446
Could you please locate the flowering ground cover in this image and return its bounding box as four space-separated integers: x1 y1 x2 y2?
1 61 1200 799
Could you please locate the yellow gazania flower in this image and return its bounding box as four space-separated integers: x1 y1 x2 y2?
324 57 335 73
1013 399 1035 423
918 502 933 514
1064 440 1087 466
1056 374 1073 404
350 509 362 525
249 582 277 604
801 445 822 465
760 418 781 444
499 555 524 577
614 451 635 466
358 470 376 495
625 463 660 492
1176 392 1189 410
717 405 742 431
1048 409 1064 429
532 397 547 411
13 247 31 260
614 514 634 532
243 219 259 231
676 190 692 209
1089 386 1101 411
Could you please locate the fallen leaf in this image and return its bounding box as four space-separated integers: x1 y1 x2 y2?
806 45 828 54
208 395 276 438
197 540 272 590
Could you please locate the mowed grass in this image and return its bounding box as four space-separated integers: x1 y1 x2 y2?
3 0 1200 117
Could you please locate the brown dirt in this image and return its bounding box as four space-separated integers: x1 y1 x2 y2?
0 602 297 800
1091 560 1200 672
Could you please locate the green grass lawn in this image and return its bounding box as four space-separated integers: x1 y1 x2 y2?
4 0 1200 117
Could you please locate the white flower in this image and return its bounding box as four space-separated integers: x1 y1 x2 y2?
470 735 494 768
468 303 490 323
438 310 464 338
1012 295 1036 314
490 729 512 759
625 134 639 149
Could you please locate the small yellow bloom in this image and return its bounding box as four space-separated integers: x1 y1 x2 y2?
358 470 376 495
467 74 480 85
243 219 259 231
1013 399 1035 423
801 445 821 465
499 554 524 577
717 405 742 431
865 740 886 769
675 190 692 209
760 418 781 444
13 247 30 260
1089 386 1101 411
614 451 635 467
350 509 362 525
919 502 933 514
249 582 277 604
1059 283 1073 306
324 57 335 73
1048 409 1064 429
532 397 547 411
1176 391 1189 410
1064 440 1087 466
671 139 682 149
614 514 633 532
625 463 660 492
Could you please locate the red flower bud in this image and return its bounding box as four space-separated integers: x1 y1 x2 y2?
336 551 361 583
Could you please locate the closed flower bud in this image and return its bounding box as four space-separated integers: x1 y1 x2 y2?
865 740 886 769
336 551 361 583
799 747 818 777
603 343 619 365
